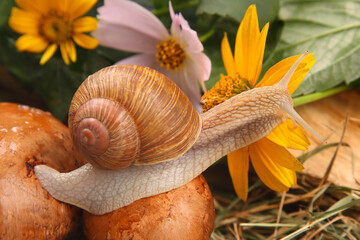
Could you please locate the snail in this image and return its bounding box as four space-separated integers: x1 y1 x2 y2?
35 52 324 215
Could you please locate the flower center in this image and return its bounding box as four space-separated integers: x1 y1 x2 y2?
201 73 251 112
39 11 71 43
156 38 185 70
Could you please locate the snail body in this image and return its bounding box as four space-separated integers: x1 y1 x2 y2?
35 53 323 215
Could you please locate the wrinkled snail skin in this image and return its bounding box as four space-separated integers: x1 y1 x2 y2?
35 52 320 215
34 85 290 215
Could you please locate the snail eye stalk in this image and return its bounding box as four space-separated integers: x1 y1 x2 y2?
276 51 309 89
280 102 326 143
276 51 326 143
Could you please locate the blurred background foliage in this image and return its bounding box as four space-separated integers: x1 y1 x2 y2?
0 0 360 121
1 1 359 239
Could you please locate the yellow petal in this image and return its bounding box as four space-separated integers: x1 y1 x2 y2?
15 0 50 14
15 34 48 53
15 0 36 11
52 0 70 14
234 5 268 86
256 53 316 94
73 16 98 33
254 138 304 172
60 42 70 65
66 40 77 63
249 141 299 192
266 119 310 150
251 22 269 86
227 147 250 201
8 7 41 34
221 33 236 76
73 33 99 49
40 43 58 65
69 0 97 20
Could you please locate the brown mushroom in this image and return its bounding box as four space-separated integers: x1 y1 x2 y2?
0 103 86 239
83 174 215 240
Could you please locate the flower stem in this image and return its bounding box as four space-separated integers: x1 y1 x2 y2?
199 29 215 42
152 0 199 15
292 85 350 107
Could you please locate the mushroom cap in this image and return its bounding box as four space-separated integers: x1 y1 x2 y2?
0 103 86 239
83 174 215 240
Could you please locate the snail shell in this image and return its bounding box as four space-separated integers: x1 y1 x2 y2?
68 65 202 170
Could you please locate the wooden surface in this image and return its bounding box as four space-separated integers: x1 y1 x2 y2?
291 89 360 189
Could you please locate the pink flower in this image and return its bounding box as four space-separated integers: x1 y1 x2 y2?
92 0 211 111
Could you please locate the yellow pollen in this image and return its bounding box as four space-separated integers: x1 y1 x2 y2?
39 10 71 43
201 73 251 112
156 38 185 70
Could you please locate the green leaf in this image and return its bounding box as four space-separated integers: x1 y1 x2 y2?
313 199 360 219
297 142 352 164
0 31 111 121
308 185 329 213
0 0 14 29
327 195 353 212
262 0 360 97
197 0 279 27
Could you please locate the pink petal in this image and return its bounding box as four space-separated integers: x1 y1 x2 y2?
169 2 203 53
115 53 161 71
169 2 190 30
97 0 169 42
115 53 182 87
167 69 202 113
92 21 159 53
185 52 211 91
164 52 212 111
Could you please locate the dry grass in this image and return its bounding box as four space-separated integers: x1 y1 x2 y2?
210 176 360 239
209 117 360 239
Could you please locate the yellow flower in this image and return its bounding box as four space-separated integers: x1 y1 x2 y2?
8 0 99 65
201 5 316 200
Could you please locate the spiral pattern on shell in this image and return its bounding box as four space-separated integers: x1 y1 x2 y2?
68 65 202 170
